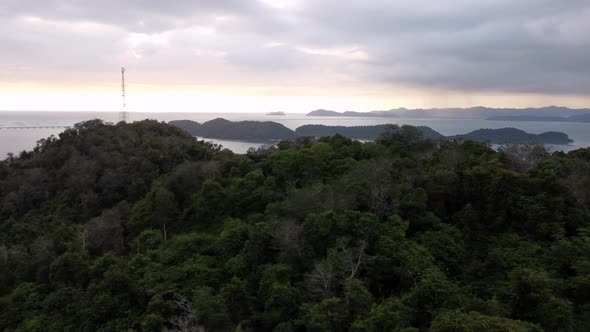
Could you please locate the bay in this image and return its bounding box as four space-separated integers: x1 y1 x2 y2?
1 111 589 157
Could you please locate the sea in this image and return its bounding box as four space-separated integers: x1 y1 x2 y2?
1 111 589 158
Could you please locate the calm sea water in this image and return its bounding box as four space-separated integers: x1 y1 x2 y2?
1 111 589 157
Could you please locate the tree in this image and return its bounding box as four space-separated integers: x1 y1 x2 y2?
187 180 227 228
270 218 305 263
305 297 348 331
430 311 542 332
49 252 89 287
169 294 205 332
306 259 337 299
128 185 179 239
353 296 414 332
499 143 550 172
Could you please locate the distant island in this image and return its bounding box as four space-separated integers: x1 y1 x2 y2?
449 128 573 145
488 113 590 123
169 119 574 145
169 118 297 141
305 109 399 117
266 111 286 116
295 124 444 140
307 106 590 120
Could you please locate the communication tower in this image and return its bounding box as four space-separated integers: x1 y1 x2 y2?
119 67 128 122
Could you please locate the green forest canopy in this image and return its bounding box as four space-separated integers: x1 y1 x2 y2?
1 119 589 331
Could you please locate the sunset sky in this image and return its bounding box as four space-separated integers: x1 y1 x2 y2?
1 0 589 112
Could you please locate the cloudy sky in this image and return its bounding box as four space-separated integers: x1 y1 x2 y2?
1 0 589 112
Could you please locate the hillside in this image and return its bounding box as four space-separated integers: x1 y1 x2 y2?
1 120 590 331
167 119 202 133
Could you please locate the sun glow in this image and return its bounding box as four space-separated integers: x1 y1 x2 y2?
2 81 590 113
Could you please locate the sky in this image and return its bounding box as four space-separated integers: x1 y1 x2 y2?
1 0 589 112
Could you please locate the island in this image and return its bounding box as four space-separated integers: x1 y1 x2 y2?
295 124 444 140
306 109 400 117
169 119 574 145
448 128 574 145
169 118 297 141
266 111 286 116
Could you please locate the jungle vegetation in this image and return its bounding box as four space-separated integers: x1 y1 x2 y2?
0 119 589 331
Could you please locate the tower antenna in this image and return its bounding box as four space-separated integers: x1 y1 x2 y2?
119 67 128 122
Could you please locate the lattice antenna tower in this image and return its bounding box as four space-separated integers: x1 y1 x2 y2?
119 67 129 123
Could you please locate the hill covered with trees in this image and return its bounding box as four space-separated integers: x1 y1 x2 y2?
1 120 589 331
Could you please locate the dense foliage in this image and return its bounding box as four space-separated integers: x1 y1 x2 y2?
1 120 589 331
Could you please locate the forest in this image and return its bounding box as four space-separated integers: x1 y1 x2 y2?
0 119 589 331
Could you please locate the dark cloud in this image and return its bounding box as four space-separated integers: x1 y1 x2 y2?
0 0 262 32
1 0 589 94
292 0 590 94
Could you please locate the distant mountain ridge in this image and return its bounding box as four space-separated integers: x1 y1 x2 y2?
169 119 574 145
307 106 590 119
489 113 590 123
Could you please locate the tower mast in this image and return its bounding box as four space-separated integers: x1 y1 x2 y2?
119 67 128 122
